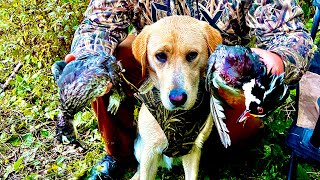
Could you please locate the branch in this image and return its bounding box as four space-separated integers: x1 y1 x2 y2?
0 62 23 93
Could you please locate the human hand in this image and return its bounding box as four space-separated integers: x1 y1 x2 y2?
251 48 284 75
65 53 76 63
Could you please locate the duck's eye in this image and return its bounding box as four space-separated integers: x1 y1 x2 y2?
257 106 264 114
259 65 266 74
225 77 231 83
186 51 198 62
155 52 167 63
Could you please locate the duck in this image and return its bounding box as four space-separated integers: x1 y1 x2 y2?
206 44 289 148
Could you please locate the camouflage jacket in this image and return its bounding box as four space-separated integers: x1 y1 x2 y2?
71 0 315 85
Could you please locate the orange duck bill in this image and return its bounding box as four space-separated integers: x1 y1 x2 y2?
237 109 266 123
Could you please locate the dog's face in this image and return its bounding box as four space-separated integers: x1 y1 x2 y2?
132 16 222 110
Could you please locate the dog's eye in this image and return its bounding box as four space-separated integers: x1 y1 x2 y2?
155 52 167 63
186 51 198 62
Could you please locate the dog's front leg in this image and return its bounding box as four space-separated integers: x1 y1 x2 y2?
136 104 168 180
182 115 214 180
139 145 162 180
182 147 201 180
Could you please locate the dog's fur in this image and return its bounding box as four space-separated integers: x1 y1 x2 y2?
131 15 222 180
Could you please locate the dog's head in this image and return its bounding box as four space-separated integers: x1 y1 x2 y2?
132 15 222 110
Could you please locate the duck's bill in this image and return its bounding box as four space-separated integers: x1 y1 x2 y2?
237 110 265 123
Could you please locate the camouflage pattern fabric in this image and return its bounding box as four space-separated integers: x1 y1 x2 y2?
71 0 315 85
134 79 210 157
68 0 317 156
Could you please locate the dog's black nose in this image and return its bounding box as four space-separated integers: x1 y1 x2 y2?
169 89 187 107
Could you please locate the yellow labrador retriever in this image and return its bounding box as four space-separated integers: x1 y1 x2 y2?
131 15 222 179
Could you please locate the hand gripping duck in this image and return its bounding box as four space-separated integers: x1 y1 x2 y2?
206 45 289 148
51 52 125 144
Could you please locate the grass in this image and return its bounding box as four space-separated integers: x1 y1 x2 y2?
0 0 319 179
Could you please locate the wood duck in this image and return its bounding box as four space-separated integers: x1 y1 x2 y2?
206 44 288 148
238 72 289 123
51 52 125 143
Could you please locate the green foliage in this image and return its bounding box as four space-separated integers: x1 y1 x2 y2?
0 0 106 179
299 0 314 21
0 0 319 179
299 0 320 44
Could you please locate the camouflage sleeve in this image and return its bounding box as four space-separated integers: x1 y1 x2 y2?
245 0 316 85
70 0 135 57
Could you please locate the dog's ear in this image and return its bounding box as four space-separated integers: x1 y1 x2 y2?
132 25 151 77
200 22 223 53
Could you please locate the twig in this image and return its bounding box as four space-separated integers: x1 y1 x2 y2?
0 62 23 93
